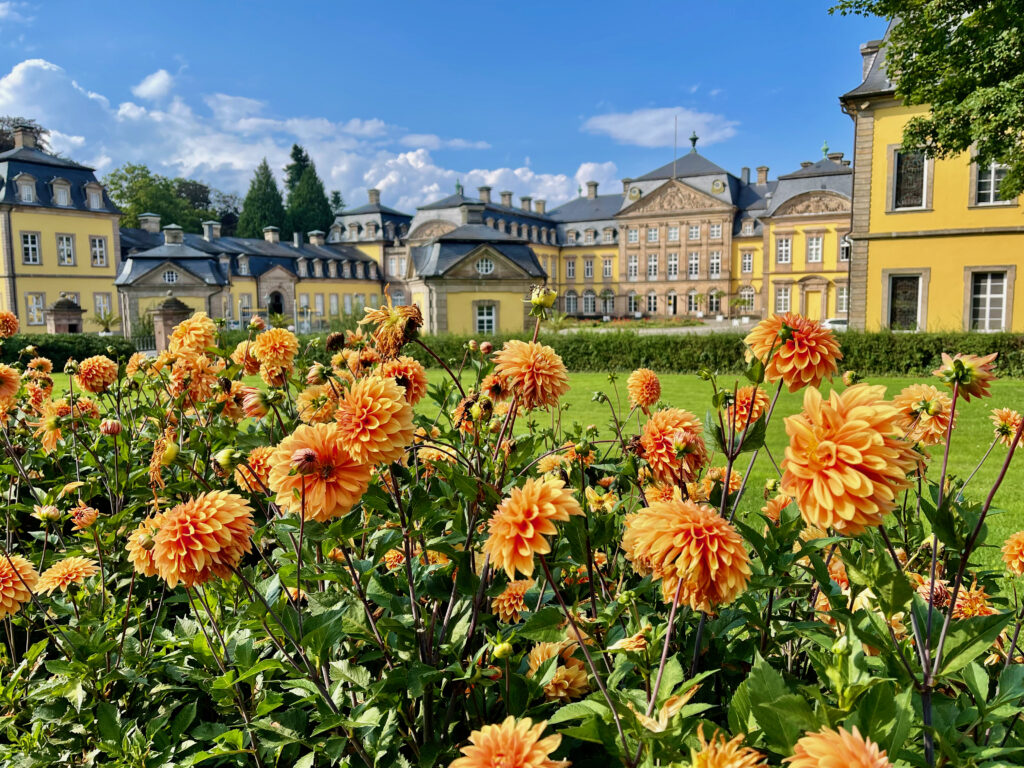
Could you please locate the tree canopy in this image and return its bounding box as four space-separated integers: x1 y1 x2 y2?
833 0 1024 197
286 164 334 238
236 158 286 238
283 144 312 199
0 116 49 153
104 164 233 232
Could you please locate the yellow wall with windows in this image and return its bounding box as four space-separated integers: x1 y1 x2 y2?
557 245 618 284
445 291 526 334
730 237 763 281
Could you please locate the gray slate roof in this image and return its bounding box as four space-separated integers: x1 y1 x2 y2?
547 194 624 222
842 20 896 98
0 146 120 214
633 151 731 181
411 224 545 278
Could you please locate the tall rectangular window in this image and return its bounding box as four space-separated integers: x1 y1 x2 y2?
603 258 613 278
566 260 576 279
647 254 658 279
26 293 44 325
709 252 721 279
90 237 107 267
314 294 324 316
667 253 679 279
57 234 75 266
627 229 639 244
21 233 39 265
807 235 823 263
584 230 595 245
741 252 753 273
343 294 353 315
647 227 659 243
893 151 926 209
709 223 722 239
667 225 679 242
688 253 700 278
55 187 69 206
646 292 657 313
836 285 849 314
628 254 638 280
776 237 791 264
476 304 495 334
603 230 613 244
93 292 111 316
970 271 1006 332
584 258 593 279
688 224 700 240
775 285 791 313
839 238 851 262
888 275 921 330
330 294 339 316
976 162 1010 205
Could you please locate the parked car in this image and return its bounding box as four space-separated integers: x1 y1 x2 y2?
821 317 849 331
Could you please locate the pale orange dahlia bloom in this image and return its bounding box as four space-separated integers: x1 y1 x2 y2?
544 660 589 702
296 384 339 424
335 375 415 465
761 494 792 525
691 726 766 768
37 556 99 594
0 554 38 619
891 383 954 446
26 356 52 374
241 386 270 419
125 351 150 377
0 364 19 400
152 491 254 588
781 384 917 536
71 501 99 531
492 579 533 623
0 310 18 338
493 340 569 410
359 290 423 359
73 355 118 394
626 368 661 410
639 408 708 484
785 726 891 768
536 453 564 475
126 511 168 577
378 355 428 405
622 498 751 612
1003 531 1024 576
168 312 217 357
252 328 299 368
744 313 842 392
480 372 511 402
234 445 275 493
644 482 682 505
991 408 1023 448
483 477 583 578
28 398 63 453
952 581 996 619
726 385 770 431
383 548 406 571
707 466 742 494
449 716 568 768
608 629 649 652
230 340 261 375
267 423 372 522
933 352 997 402
417 441 456 476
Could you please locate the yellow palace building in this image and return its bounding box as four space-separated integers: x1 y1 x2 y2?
841 22 1024 333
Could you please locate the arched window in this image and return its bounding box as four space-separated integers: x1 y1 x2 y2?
582 289 596 315
600 289 615 315
667 290 678 316
687 290 699 313
646 291 657 313
708 291 721 313
564 290 578 314
739 287 755 312
627 291 640 314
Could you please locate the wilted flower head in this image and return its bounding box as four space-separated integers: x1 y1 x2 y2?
891 383 954 446
334 375 414 465
785 726 891 768
638 408 708 484
0 310 19 338
530 285 558 309
626 368 661 410
493 341 570 410
37 556 99 594
359 288 423 358
0 554 38 619
952 580 996 619
744 313 842 392
449 716 568 768
991 408 1023 448
933 352 997 402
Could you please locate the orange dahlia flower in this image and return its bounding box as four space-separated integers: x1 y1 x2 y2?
28 398 63 453
0 364 19 400
991 408 1023 448
544 660 589 702
483 477 583 578
27 357 52 376
933 352 997 402
744 313 842 392
335 375 415 465
627 368 661 410
125 351 150 377
639 408 708 484
480 372 511 403
492 579 533 623
241 386 270 419
296 384 340 424
691 726 766 768
71 501 99 531
707 466 742 494
761 494 792 525
0 310 18 338
1003 531 1024 576
644 482 682 505
536 453 565 475
126 511 167 577
952 580 996 619
234 445 275 493
493 340 569 410
252 328 299 369
622 498 751 612
378 355 428 405
449 716 568 768
726 385 770 431
892 383 954 446
608 629 649 652
359 290 423 359
781 384 917 536
267 423 372 522
152 491 254 588
230 340 261 375
73 355 118 394
785 726 891 768
168 312 217 357
37 556 99 594
0 554 37 619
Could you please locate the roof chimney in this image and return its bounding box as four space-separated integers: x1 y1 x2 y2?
201 220 221 241
741 167 750 184
12 124 35 150
367 188 381 206
860 39 883 81
586 181 599 199
827 152 844 163
534 199 546 214
500 190 513 207
308 230 325 246
162 224 184 245
138 212 161 233
841 159 852 167
477 186 492 204
622 177 633 194
800 161 813 169
263 226 280 244
520 195 532 211
756 166 769 185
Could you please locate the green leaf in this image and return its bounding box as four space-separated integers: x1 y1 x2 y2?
547 699 611 725
518 606 565 642
939 612 1013 675
96 701 121 743
752 694 817 753
294 753 315 768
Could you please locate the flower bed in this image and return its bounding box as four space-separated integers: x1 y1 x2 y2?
0 299 1021 767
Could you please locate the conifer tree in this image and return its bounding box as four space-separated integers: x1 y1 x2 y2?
286 164 333 238
283 144 312 199
237 158 285 238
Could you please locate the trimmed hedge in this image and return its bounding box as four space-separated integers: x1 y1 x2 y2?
0 333 137 365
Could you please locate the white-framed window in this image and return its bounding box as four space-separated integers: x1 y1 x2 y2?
54 186 70 206
738 286 755 312
343 294 353 314
584 230 595 245
646 291 657 313
21 233 39 265
667 253 679 279
627 292 640 314
709 223 722 239
627 254 639 280
603 258 613 278
976 162 1011 205
369 294 380 308
647 254 658 279
398 256 407 274
600 290 615 314
583 289 596 315
970 271 1006 332
839 237 851 262
807 235 823 263
627 229 639 244
298 294 310 314
354 294 366 310
836 285 849 314
708 291 721 313
388 256 397 275
584 258 594 279
647 227 659 243
238 258 250 276
893 150 927 209
687 290 699 313
25 293 44 325
314 294 325 316
88 190 102 209
93 292 111 316
57 234 75 266
688 252 700 279
667 225 679 242
742 221 754 236
90 237 107 267
567 231 577 245
163 270 178 284
18 181 35 203
602 229 614 244
476 304 495 334
329 294 339 316
775 285 791 313
688 224 700 240
475 257 494 275
742 252 753 273
566 260 576 279
564 290 578 314
776 237 792 264
709 252 721 279
666 290 677 315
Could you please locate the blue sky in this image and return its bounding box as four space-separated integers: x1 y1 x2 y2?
0 0 883 211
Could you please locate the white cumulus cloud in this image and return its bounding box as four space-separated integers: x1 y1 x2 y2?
131 69 174 100
582 106 739 149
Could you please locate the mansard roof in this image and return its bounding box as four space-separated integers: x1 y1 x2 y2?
633 151 731 182
0 146 120 214
411 224 545 278
547 194 624 223
842 19 897 99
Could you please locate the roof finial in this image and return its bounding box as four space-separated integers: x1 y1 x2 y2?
821 140 829 158
689 131 699 152
455 178 463 196
577 183 582 197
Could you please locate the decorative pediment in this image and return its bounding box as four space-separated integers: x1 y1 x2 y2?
774 191 851 217
408 219 456 241
619 180 731 217
442 244 530 279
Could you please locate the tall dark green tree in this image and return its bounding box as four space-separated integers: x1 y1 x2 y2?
283 144 312 199
237 158 286 238
286 164 333 237
329 190 345 215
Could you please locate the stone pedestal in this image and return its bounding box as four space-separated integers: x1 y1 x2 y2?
151 293 193 352
44 295 86 334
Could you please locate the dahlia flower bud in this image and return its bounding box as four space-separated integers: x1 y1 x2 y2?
139 532 155 551
468 340 478 351
327 547 346 563
842 370 862 387
764 477 780 495
477 396 493 420
306 363 327 385
530 285 557 309
99 419 123 436
249 315 266 332
214 448 238 474
32 504 61 523
489 418 503 434
480 341 493 355
491 641 514 660
470 403 484 422
290 447 319 474
64 358 79 375
23 345 37 357
161 442 179 466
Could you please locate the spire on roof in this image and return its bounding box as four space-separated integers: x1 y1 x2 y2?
455 179 463 196
822 140 830 157
689 131 699 152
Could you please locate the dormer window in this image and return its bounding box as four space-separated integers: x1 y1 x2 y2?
297 259 308 277
584 230 595 245
89 190 102 209
343 262 352 278
238 258 249 276
742 221 754 236
314 260 323 277
328 261 337 278
567 230 577 245
369 264 378 279
18 180 35 203
53 182 70 206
